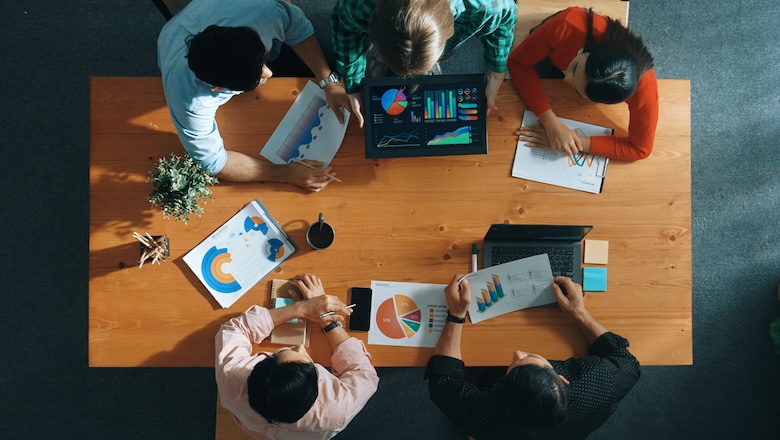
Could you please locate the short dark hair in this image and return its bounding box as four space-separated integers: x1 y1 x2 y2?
583 9 654 104
247 356 319 424
368 0 454 75
492 364 568 430
186 25 266 92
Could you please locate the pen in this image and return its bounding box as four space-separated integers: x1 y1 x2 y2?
291 158 343 182
471 243 478 273
319 303 356 318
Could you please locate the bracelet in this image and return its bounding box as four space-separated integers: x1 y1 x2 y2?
446 311 467 324
318 71 341 89
321 320 343 334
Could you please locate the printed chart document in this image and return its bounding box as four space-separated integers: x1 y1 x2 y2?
512 110 612 194
183 200 296 308
368 280 448 348
465 254 556 324
260 80 350 165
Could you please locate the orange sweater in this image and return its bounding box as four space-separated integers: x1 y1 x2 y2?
507 7 659 160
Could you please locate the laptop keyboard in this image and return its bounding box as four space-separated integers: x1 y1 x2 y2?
491 246 575 276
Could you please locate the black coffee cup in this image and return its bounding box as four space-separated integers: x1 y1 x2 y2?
306 213 335 250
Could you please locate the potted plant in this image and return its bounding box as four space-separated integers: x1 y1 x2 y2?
147 153 218 223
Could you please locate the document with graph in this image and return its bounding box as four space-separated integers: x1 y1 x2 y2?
511 110 612 194
182 200 296 308
260 80 350 165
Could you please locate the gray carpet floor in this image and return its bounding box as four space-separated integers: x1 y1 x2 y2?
2 1 779 438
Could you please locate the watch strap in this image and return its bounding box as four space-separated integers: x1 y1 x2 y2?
318 71 341 89
321 320 343 333
446 311 467 324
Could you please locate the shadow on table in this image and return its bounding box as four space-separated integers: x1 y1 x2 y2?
140 314 229 367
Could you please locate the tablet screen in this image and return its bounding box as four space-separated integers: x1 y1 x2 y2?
362 74 488 158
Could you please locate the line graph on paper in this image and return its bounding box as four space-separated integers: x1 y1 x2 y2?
260 81 349 165
376 129 421 148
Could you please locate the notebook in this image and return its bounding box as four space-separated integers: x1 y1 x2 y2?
269 279 310 347
362 74 488 158
482 224 592 284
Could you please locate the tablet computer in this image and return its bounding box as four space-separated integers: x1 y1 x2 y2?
362 74 488 158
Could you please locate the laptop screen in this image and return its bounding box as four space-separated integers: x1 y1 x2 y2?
484 224 593 242
362 74 488 158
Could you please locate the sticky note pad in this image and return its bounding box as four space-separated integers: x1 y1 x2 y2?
584 240 609 264
583 267 607 291
273 297 299 324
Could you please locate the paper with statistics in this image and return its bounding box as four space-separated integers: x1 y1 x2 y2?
183 200 296 308
260 80 350 165
512 110 612 194
368 280 448 348
466 254 556 324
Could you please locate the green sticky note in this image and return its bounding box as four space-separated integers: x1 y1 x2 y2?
274 297 298 324
583 267 607 291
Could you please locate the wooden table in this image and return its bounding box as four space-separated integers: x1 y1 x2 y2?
89 76 691 367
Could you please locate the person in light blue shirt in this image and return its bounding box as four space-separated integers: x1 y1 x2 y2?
158 0 353 191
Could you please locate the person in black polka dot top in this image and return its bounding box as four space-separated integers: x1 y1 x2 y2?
425 275 640 440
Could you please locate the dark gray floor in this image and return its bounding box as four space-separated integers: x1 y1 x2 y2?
3 1 780 439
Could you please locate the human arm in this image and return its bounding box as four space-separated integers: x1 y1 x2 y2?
217 153 336 191
431 275 471 359
330 0 374 94
551 276 607 344
515 115 591 156
588 71 659 160
292 273 379 426
290 35 365 127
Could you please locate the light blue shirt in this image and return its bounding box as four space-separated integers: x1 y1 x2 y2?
158 0 314 174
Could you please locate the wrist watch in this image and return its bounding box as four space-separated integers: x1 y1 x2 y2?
321 320 343 334
446 311 467 324
318 71 341 89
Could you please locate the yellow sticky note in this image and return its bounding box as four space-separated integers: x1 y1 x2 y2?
584 240 609 265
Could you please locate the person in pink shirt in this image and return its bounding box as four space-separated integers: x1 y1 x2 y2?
216 274 379 439
508 7 658 161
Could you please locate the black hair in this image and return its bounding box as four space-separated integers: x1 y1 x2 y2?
492 364 568 430
582 9 654 104
247 356 319 424
186 25 266 92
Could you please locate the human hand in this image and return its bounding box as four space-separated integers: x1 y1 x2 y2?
284 159 336 192
346 92 365 128
444 275 472 318
544 119 582 155
290 274 350 324
323 83 358 126
485 70 505 115
551 276 588 319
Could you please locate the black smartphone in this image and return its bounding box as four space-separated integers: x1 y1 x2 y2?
348 287 372 331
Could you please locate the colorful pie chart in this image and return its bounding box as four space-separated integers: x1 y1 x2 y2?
381 89 408 116
376 294 421 339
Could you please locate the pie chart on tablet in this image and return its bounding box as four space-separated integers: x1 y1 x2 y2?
376 294 422 339
381 89 408 116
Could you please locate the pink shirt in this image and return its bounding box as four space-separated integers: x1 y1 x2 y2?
216 306 379 440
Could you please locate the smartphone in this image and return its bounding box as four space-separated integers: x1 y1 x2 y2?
348 287 372 331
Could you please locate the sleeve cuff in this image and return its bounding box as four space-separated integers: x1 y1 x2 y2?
588 332 630 357
424 355 465 380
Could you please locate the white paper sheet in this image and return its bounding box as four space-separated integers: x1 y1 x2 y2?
511 110 612 194
182 200 296 308
465 254 556 324
260 81 349 165
367 280 448 348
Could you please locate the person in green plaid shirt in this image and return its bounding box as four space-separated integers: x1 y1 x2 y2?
331 0 517 126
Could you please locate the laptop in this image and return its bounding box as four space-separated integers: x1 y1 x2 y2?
362 74 488 158
482 224 593 284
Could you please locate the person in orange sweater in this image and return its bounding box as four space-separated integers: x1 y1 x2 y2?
507 7 657 161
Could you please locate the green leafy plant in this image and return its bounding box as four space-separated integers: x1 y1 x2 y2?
147 153 218 223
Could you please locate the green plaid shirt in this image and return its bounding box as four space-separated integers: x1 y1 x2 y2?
331 0 517 93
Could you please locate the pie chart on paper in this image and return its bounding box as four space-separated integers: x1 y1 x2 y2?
381 89 408 116
376 294 422 339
